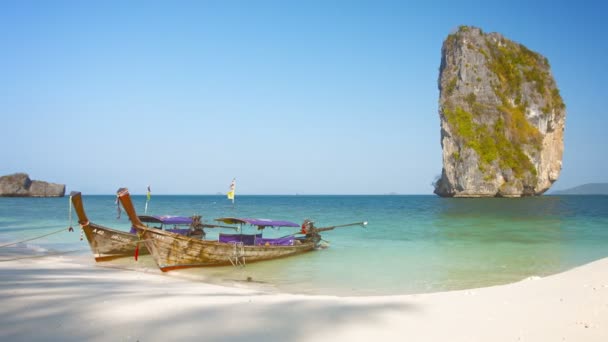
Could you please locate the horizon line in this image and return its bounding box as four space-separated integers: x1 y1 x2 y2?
76 193 434 196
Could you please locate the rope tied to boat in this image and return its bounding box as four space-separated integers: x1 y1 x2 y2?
68 194 74 232
0 195 81 249
0 249 83 262
67 195 85 240
0 226 74 249
115 195 122 219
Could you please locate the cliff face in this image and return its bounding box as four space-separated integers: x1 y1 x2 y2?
434 26 565 197
0 173 65 197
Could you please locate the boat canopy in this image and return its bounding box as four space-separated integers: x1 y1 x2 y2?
215 217 299 228
138 215 193 225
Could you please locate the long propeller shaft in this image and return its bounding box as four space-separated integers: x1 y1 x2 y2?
315 221 368 233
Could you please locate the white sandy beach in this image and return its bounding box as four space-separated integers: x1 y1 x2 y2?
0 254 606 342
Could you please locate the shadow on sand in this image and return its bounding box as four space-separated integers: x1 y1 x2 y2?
0 258 419 341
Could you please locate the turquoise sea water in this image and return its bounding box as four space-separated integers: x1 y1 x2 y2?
1 195 607 296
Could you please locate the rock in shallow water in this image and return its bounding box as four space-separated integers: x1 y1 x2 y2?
0 173 65 197
434 26 565 197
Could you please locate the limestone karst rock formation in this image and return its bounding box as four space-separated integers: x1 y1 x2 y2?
434 26 565 197
0 173 65 197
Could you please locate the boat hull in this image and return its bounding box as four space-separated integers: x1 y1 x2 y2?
82 223 149 261
136 227 317 271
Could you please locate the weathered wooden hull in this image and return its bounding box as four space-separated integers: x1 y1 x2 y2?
135 226 318 271
82 223 148 261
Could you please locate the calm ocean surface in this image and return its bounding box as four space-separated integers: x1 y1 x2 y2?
1 195 607 296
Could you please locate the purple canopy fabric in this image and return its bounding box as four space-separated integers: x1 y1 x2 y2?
219 233 262 246
215 217 299 228
139 215 193 225
255 236 295 246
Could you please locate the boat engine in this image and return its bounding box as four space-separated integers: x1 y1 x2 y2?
300 219 314 234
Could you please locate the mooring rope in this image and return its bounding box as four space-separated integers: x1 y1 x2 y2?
0 195 79 249
0 226 73 249
0 249 82 262
68 195 73 230
115 194 122 219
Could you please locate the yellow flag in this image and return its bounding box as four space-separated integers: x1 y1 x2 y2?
145 185 151 214
227 178 236 203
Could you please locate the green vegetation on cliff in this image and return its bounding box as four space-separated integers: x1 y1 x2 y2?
485 39 565 114
436 25 565 197
443 26 564 181
444 106 535 178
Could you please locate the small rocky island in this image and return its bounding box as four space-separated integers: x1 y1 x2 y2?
434 26 565 197
0 173 65 197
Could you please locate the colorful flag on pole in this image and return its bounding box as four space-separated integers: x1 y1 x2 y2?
145 185 151 214
227 178 236 204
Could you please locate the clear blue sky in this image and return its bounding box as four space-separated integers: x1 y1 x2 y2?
1 1 607 194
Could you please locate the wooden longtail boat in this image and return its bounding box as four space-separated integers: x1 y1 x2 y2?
116 187 367 271
71 191 233 262
70 191 148 261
